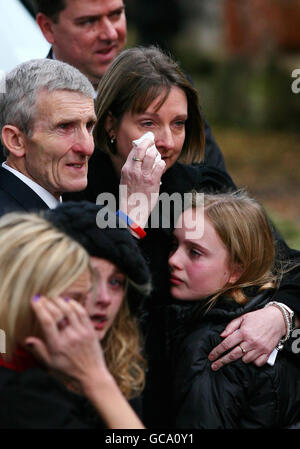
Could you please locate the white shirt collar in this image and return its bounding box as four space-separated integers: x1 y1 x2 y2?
2 162 61 209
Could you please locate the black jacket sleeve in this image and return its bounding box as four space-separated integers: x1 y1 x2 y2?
172 327 285 429
272 234 300 314
272 267 300 313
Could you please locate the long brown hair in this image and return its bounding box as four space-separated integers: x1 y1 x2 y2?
187 190 277 308
94 46 205 165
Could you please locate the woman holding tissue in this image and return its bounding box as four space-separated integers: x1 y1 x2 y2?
65 46 300 426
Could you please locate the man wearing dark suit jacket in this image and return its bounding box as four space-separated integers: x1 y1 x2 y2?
0 58 96 217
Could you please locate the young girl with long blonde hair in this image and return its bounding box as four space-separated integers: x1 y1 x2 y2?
168 190 300 428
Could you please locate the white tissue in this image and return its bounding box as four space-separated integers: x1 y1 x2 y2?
133 131 155 147
132 132 161 167
267 348 278 366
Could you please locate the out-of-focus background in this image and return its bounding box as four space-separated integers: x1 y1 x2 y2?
0 0 49 71
126 0 300 249
2 0 300 248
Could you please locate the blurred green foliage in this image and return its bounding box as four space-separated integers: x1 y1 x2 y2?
177 50 300 132
176 50 300 249
268 211 300 250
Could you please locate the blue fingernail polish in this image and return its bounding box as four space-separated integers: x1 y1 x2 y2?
33 295 41 302
64 297 70 302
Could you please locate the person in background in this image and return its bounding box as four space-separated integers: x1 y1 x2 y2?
35 0 126 90
0 58 96 216
0 210 150 428
167 190 300 428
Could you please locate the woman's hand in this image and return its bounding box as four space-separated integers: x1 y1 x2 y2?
208 306 286 370
26 295 108 383
26 295 145 428
119 135 166 229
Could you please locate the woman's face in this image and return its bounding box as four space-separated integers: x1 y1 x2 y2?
108 85 188 174
61 268 93 305
84 257 126 341
168 209 239 301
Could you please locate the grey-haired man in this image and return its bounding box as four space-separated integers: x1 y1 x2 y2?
0 58 96 217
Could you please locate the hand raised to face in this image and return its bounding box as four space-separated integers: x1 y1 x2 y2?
119 132 166 230
25 295 108 383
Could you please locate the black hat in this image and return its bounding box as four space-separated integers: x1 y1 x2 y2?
44 201 151 287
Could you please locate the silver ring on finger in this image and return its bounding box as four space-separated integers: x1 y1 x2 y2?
132 157 143 162
239 344 246 354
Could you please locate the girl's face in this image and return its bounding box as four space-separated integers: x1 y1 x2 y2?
169 209 240 301
107 85 188 174
84 257 126 341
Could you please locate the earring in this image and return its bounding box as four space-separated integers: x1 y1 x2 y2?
110 136 116 144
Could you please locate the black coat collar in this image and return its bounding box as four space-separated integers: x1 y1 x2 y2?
0 167 49 212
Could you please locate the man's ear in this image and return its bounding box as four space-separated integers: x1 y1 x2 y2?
1 125 26 158
36 13 56 45
104 111 117 139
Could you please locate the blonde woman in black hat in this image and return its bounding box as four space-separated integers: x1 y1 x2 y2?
43 201 151 408
0 205 150 429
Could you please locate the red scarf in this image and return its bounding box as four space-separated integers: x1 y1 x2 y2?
0 347 39 372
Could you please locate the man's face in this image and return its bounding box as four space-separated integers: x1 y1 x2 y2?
43 0 126 86
21 89 96 198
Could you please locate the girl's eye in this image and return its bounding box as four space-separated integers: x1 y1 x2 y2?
190 248 202 258
109 278 125 288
